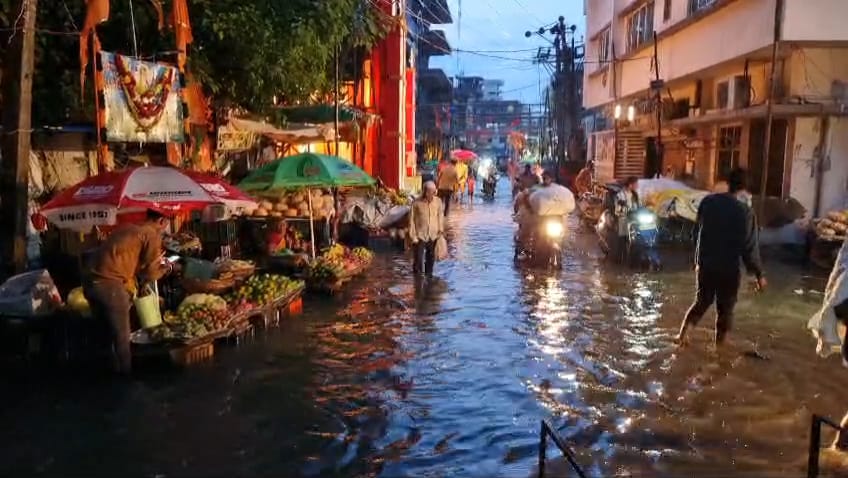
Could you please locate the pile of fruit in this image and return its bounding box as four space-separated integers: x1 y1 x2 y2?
815 209 848 240
149 294 230 342
308 245 373 283
252 190 335 219
375 187 410 206
227 273 304 307
214 258 255 280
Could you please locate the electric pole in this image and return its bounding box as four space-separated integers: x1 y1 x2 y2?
1 0 38 277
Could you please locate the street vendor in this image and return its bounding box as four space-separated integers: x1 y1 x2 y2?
83 208 173 374
266 220 287 255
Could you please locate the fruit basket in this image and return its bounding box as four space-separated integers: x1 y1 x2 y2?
181 276 236 295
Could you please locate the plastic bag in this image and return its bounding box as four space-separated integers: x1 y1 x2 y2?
0 269 62 317
809 238 848 360
434 236 448 261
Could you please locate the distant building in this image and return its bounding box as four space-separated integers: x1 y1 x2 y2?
413 0 453 145
583 0 848 217
482 79 505 101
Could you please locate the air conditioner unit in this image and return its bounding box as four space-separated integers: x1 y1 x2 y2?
715 75 751 110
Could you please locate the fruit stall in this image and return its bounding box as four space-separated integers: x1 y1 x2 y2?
307 244 374 293
130 273 305 366
810 209 848 269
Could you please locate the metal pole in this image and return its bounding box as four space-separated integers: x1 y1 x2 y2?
758 0 784 221
808 415 821 478
653 31 663 177
334 44 341 157
538 421 547 478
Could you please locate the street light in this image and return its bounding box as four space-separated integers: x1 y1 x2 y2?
627 105 635 122
614 104 622 120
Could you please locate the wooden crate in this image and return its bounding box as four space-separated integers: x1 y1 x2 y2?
169 342 214 366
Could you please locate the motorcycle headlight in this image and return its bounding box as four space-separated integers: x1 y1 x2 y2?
636 212 656 226
545 221 564 238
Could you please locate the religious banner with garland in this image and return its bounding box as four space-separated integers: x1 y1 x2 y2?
100 52 185 143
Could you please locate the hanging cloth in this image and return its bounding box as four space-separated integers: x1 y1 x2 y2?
171 0 193 71
79 0 110 96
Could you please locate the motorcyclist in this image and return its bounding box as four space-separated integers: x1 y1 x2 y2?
612 176 641 257
517 171 576 252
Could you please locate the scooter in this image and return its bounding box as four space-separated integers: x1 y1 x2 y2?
515 216 564 269
596 183 661 270
482 174 497 199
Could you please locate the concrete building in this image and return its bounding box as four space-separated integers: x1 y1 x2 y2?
413 0 453 146
583 0 848 217
482 79 505 101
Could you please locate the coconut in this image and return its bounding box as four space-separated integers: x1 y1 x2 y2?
259 200 273 211
311 189 324 200
254 207 269 217
270 211 283 218
322 195 335 207
291 192 305 203
285 209 299 217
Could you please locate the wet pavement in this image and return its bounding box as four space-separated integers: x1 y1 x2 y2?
3 179 848 477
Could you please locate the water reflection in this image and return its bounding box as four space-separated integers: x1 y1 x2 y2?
0 179 846 478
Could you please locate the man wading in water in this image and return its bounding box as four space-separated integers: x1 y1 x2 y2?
676 168 766 347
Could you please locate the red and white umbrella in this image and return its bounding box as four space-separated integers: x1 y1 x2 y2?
39 166 256 231
450 149 478 162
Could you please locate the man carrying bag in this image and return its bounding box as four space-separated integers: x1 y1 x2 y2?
408 181 445 277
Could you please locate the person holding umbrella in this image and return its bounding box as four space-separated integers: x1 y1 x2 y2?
83 208 173 374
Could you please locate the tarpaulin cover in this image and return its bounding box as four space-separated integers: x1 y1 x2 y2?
809 238 848 364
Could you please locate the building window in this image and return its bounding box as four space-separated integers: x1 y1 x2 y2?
716 125 742 181
597 27 611 64
663 0 672 21
626 1 655 53
688 0 717 16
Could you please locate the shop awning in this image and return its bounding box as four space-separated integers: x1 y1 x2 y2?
271 105 376 125
229 118 336 144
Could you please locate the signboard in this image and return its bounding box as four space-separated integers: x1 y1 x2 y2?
593 131 616 182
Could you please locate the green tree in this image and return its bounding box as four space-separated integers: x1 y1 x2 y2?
0 0 389 125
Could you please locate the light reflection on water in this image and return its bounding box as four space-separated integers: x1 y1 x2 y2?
0 180 845 478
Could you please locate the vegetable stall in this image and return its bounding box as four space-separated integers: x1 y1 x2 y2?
237 153 378 290
27 165 308 366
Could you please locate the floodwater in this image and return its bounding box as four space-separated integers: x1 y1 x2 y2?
2 179 848 477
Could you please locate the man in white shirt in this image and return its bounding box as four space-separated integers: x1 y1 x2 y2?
408 181 445 276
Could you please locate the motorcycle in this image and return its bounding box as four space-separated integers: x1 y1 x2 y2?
596 183 661 270
515 216 565 269
482 174 497 199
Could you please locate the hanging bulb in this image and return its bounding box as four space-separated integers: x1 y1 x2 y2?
614 104 622 120
627 105 635 122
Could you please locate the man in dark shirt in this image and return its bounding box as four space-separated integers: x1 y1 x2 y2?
675 168 767 347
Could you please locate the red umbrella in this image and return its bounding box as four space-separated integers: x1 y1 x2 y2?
450 149 478 162
39 166 256 231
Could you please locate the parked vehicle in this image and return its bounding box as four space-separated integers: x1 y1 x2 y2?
596 183 662 270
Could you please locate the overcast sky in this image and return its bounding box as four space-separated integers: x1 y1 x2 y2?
428 0 585 105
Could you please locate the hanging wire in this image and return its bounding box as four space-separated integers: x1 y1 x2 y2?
128 0 139 57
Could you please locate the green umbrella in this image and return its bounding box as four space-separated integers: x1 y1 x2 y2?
239 153 375 194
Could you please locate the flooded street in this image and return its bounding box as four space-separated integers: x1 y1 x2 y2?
3 180 848 477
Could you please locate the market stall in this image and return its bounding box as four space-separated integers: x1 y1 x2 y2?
810 209 848 269
238 153 378 283
306 244 374 293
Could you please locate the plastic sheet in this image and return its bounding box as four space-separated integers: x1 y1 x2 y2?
809 237 848 363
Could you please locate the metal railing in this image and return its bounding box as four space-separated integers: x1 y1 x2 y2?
808 414 847 478
538 419 587 478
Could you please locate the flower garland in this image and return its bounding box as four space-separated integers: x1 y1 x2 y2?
114 55 175 131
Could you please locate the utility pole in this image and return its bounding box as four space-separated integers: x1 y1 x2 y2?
758 0 785 221
652 31 664 177
1 0 38 277
554 16 566 166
